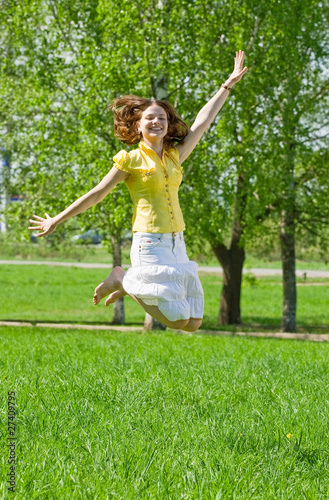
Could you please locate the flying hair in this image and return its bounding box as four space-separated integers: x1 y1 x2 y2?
109 95 189 149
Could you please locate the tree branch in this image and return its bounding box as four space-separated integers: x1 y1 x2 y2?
212 242 229 268
48 0 106 107
296 216 324 237
48 0 78 54
299 132 329 144
308 121 329 134
53 83 81 114
135 0 155 98
298 80 329 117
246 16 262 52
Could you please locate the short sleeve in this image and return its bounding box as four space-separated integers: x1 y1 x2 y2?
113 150 132 173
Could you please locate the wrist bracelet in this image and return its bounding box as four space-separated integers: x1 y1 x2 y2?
221 84 232 92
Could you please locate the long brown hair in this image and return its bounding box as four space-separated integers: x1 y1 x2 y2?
109 95 189 149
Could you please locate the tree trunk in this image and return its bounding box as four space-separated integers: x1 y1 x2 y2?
111 233 125 325
280 209 296 332
280 134 297 333
212 173 247 325
143 314 166 331
213 241 245 325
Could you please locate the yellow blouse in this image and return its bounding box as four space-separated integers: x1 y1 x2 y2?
113 140 186 233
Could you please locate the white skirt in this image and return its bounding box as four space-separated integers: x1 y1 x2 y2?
123 232 204 322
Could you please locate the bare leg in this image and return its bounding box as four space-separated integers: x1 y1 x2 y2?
129 294 189 330
180 318 203 333
93 266 189 330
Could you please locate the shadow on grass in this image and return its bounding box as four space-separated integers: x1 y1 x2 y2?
200 315 329 334
1 318 143 327
2 317 329 334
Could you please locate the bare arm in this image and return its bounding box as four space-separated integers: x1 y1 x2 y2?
177 50 248 164
29 166 129 237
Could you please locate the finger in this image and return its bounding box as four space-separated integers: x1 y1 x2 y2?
37 231 47 237
236 68 248 80
236 68 248 79
29 219 42 224
32 215 45 221
45 213 50 218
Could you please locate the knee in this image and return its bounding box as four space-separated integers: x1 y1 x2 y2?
181 318 203 333
168 318 190 330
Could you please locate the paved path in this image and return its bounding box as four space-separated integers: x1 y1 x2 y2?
1 320 328 342
1 260 329 278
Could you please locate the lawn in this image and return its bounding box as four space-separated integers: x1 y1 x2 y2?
1 239 329 272
1 326 329 499
1 265 328 332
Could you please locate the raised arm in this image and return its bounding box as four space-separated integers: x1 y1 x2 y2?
177 50 248 164
28 166 129 237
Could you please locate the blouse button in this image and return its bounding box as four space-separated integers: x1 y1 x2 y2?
165 184 168 187
165 174 168 178
166 189 168 192
171 217 174 219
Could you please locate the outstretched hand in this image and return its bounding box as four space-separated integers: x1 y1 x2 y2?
228 50 248 85
28 213 58 238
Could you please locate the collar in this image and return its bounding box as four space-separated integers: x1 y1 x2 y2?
138 140 167 157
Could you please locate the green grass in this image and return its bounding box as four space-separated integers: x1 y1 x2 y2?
0 241 128 264
1 326 329 499
1 239 329 271
244 256 329 271
1 265 328 332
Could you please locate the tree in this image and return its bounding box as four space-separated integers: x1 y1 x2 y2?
1 0 137 323
2 0 328 333
176 0 329 331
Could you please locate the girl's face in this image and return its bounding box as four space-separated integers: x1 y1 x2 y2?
137 104 168 142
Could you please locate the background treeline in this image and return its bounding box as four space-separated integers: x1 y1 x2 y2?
1 0 329 331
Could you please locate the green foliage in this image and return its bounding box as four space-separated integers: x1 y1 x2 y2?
1 0 329 329
2 0 328 246
242 272 258 288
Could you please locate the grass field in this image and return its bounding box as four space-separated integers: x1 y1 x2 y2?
1 265 328 332
1 326 329 499
1 239 329 271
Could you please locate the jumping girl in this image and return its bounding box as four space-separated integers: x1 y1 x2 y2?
29 51 247 332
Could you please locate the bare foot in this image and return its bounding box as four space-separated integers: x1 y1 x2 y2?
105 289 126 306
93 266 126 306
